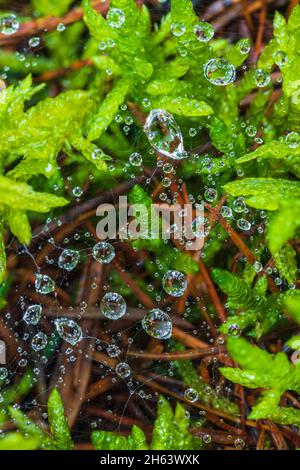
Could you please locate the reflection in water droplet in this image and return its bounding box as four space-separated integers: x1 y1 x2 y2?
35 274 55 295
23 304 42 325
184 387 199 402
142 308 172 340
31 332 47 351
101 292 126 320
253 68 271 87
107 8 125 29
204 59 236 86
54 318 82 345
58 249 80 271
0 367 8 380
92 242 115 264
0 15 19 35
162 270 187 297
115 362 131 379
144 109 186 159
194 22 214 42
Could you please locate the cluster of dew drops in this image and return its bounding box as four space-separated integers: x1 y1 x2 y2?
2 8 299 448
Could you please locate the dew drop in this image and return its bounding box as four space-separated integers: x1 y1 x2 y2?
92 241 115 264
144 109 186 159
35 274 55 295
237 218 251 231
285 131 300 148
204 59 236 86
107 8 125 29
54 318 82 345
31 332 47 351
194 22 214 42
141 308 172 340
29 37 40 48
171 22 186 37
101 292 126 320
0 367 8 380
107 344 121 358
253 68 271 87
0 15 19 35
162 270 187 297
23 304 42 325
115 362 131 379
129 152 143 166
184 387 199 403
58 249 80 271
228 323 242 337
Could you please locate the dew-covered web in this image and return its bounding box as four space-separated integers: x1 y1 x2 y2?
1 0 297 451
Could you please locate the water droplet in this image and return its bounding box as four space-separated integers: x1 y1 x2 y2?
171 22 186 37
29 37 40 48
144 109 186 159
54 318 82 345
285 131 300 148
0 367 8 380
129 152 143 166
107 344 121 357
58 249 80 271
246 125 257 137
107 8 125 29
23 305 42 325
274 50 287 67
184 387 199 402
31 332 47 351
253 68 271 87
115 362 131 378
234 438 245 449
228 323 242 337
204 59 236 86
204 187 217 202
253 261 262 273
141 308 172 340
35 274 55 295
291 350 300 365
73 186 83 197
56 22 66 32
202 434 212 444
239 38 251 54
92 242 115 264
237 218 251 231
101 292 126 320
194 22 214 42
162 270 187 297
221 205 232 218
0 15 19 35
233 197 246 213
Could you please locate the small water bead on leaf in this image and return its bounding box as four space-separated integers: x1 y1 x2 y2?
115 362 131 379
144 109 186 160
54 318 82 346
101 292 126 320
170 22 186 37
0 15 19 35
221 206 233 218
162 270 187 297
228 324 242 337
92 241 115 264
291 350 300 365
274 50 287 67
253 261 263 273
194 22 214 42
246 125 257 137
31 332 47 352
23 304 42 325
0 367 8 380
239 38 251 54
204 59 236 86
58 249 80 271
285 132 300 148
129 152 142 166
56 22 66 32
233 197 246 213
237 218 251 231
253 68 271 87
184 387 199 403
107 8 125 29
141 308 172 340
35 274 55 295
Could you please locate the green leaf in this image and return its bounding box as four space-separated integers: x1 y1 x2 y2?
237 141 300 164
267 199 300 253
273 244 297 285
0 218 6 284
8 406 54 450
223 178 300 210
92 425 148 450
6 209 31 245
156 96 213 117
0 432 40 450
47 389 74 450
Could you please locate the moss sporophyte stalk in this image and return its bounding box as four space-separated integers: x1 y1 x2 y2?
0 0 299 452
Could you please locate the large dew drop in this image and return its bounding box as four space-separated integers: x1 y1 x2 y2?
204 58 236 86
0 15 19 35
162 270 187 297
106 8 125 29
23 304 42 325
101 292 126 320
31 332 47 351
54 318 82 346
144 109 186 159
58 249 80 271
92 242 115 264
141 308 172 340
35 274 55 295
115 362 131 379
